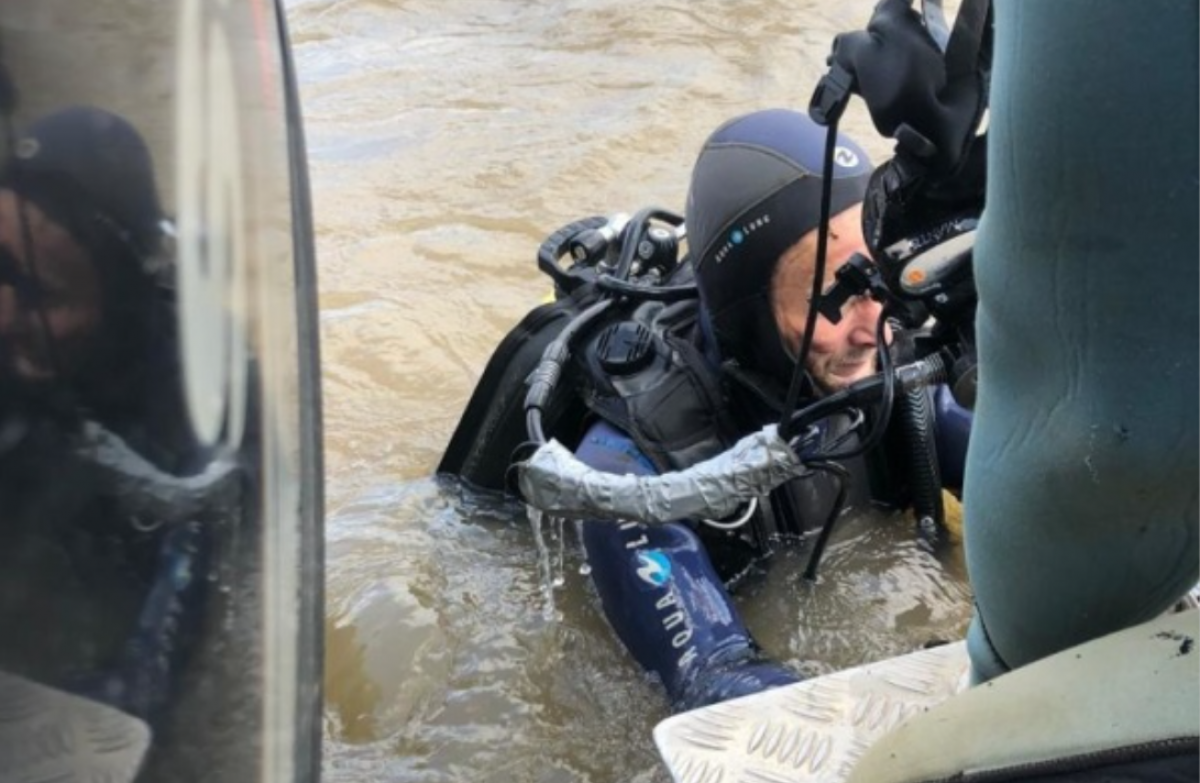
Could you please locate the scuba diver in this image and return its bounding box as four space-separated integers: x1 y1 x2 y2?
447 0 1195 778
440 106 974 712
0 105 215 730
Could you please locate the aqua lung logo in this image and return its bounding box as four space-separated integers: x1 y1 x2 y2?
712 213 771 265
834 146 860 167
655 590 698 670
618 523 698 671
636 550 672 587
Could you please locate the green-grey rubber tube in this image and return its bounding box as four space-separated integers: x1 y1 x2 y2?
965 0 1199 681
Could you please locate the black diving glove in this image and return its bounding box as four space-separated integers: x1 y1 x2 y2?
827 0 989 178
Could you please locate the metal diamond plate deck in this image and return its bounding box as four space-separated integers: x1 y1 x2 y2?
0 670 150 783
654 642 968 783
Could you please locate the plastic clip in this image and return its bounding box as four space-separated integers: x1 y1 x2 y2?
809 63 856 127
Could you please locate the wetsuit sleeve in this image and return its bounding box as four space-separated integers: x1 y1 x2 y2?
964 0 1198 681
573 419 799 710
572 419 660 477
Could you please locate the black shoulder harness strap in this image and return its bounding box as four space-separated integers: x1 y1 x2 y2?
574 297 739 474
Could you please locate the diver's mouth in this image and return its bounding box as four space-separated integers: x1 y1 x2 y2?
829 355 875 379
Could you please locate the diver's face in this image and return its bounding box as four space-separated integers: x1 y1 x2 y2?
0 189 103 383
771 203 889 394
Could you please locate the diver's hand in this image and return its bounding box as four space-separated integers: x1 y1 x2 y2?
828 0 987 176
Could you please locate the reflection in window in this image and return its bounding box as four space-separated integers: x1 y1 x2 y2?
0 106 231 762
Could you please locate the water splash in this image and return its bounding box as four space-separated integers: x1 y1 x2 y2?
552 515 567 588
527 505 571 621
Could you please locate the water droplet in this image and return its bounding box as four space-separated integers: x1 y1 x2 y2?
526 504 557 618
578 563 592 576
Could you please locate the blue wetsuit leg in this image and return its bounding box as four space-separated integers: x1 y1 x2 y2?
575 420 799 711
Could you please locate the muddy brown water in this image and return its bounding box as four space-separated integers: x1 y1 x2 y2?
286 1 974 780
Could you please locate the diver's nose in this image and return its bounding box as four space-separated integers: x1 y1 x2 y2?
846 294 885 346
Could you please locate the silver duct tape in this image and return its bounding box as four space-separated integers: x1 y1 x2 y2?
517 425 802 523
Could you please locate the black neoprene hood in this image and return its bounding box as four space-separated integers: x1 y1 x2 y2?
686 108 872 383
4 105 164 259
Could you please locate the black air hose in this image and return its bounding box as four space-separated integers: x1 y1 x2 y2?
537 215 610 294
897 385 945 532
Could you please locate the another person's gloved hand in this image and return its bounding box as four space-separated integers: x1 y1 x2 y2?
828 0 988 177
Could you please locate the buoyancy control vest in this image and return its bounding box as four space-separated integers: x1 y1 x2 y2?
437 283 596 492
571 293 919 552
437 254 935 558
